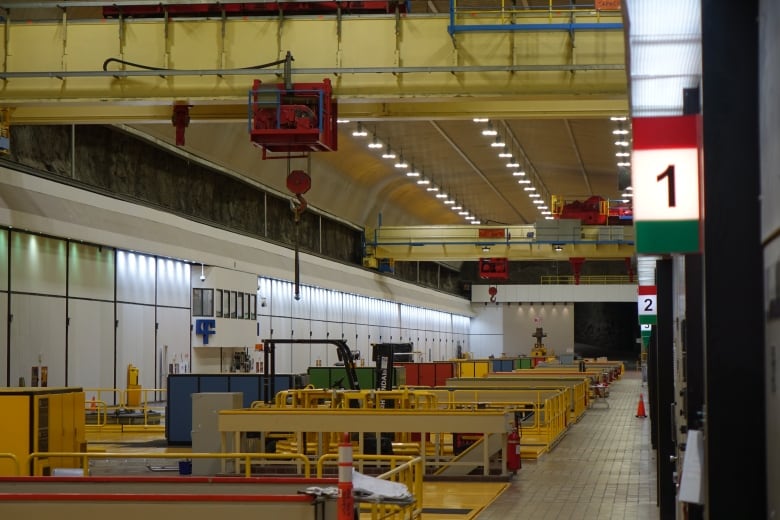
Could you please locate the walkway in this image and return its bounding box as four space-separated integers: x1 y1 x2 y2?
476 369 658 520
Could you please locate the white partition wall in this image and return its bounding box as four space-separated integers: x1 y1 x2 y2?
0 229 7 383
67 299 115 390
11 294 67 387
9 233 67 387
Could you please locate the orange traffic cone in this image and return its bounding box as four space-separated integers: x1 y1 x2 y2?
635 393 647 418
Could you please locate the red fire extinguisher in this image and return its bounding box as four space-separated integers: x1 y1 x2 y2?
507 426 521 473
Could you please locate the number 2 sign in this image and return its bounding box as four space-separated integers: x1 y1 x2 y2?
632 115 702 254
638 285 657 325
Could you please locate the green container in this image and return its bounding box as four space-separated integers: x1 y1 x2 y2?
307 366 406 389
514 357 533 370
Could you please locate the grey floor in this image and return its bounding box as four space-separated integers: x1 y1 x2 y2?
477 370 659 520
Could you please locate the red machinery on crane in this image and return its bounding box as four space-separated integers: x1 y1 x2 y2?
248 52 338 300
551 195 633 225
249 77 338 157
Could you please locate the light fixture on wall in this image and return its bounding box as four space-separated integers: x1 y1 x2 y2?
482 246 491 253
553 244 564 252
199 263 205 281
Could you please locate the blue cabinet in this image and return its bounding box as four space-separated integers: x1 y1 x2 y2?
166 373 298 445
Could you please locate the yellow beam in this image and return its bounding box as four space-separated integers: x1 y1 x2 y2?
0 14 627 123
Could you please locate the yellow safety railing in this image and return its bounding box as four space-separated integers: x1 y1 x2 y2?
270 388 440 411
27 451 311 478
451 0 622 23
424 387 569 453
317 454 423 520
0 453 20 475
84 387 166 432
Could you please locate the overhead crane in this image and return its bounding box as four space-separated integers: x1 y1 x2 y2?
0 1 628 126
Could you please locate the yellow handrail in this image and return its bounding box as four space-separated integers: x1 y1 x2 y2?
0 453 20 475
27 451 311 478
317 454 423 520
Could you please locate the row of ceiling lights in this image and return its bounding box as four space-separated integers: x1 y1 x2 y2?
612 115 633 202
342 119 483 225
474 118 554 221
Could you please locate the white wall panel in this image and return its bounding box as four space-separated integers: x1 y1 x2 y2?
0 296 6 385
69 243 114 301
10 294 66 387
157 258 191 307
67 299 114 389
11 233 66 296
0 229 8 292
309 318 328 366
116 251 156 305
116 303 156 391
291 286 310 320
157 306 191 386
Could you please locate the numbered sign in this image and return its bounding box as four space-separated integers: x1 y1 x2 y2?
632 115 702 254
638 285 657 325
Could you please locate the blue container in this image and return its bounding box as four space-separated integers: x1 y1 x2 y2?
178 460 192 475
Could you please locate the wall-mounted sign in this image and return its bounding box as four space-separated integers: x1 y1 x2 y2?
632 115 701 254
195 319 216 344
638 285 657 325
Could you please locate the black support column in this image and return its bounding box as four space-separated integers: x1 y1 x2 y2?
655 258 676 520
701 0 765 517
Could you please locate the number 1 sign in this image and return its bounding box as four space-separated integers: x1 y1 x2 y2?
632 115 702 254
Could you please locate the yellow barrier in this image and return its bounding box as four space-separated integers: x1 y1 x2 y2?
27 451 310 478
0 453 20 476
317 454 423 520
84 387 167 432
422 387 569 455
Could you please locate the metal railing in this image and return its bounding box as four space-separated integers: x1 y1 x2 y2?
540 275 635 285
27 451 310 478
317 454 423 520
84 387 166 432
0 453 20 475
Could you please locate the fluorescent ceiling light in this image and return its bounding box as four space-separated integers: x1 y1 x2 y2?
471 220 482 225
337 118 351 124
610 116 627 122
444 200 455 205
394 157 408 168
352 124 367 137
368 136 383 149
473 117 489 123
506 158 520 168
523 187 536 191
416 179 430 185
436 193 448 199
482 123 497 136
533 199 544 204
512 171 526 176
451 205 462 210
491 137 506 148
615 140 630 147
518 179 531 184
382 148 397 159
617 162 631 167
465 216 475 220
616 152 630 157
406 171 420 177
612 129 629 135
458 211 469 216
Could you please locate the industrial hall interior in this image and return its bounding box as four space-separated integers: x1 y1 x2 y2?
0 1 772 519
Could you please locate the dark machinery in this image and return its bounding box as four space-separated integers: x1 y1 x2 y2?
371 342 414 398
